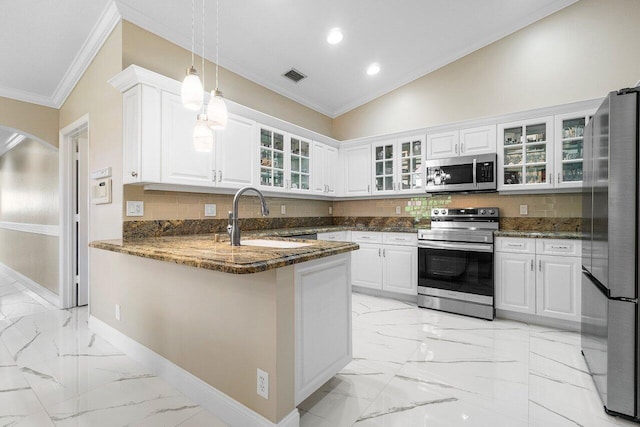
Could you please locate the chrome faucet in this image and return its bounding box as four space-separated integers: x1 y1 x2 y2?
227 186 270 246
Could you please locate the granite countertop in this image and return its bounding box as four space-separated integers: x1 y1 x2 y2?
493 230 582 240
246 225 420 237
90 234 359 274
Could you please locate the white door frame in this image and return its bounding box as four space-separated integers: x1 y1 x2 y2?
59 114 90 309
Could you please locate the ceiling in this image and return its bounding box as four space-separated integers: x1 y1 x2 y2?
1 0 578 117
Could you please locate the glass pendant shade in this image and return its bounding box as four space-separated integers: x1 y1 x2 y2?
182 67 204 111
193 113 214 152
207 90 228 130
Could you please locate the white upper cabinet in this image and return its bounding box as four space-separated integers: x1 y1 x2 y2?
312 142 338 195
258 125 288 190
214 114 256 189
426 125 496 160
288 134 312 193
553 110 592 189
459 125 497 156
372 136 424 195
497 116 554 191
122 84 162 184
343 145 372 196
161 91 215 186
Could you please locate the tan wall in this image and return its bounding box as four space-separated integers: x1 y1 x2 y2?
0 97 59 147
0 139 59 224
0 230 58 295
333 192 581 219
90 248 295 423
60 23 123 242
0 139 59 294
123 185 332 220
122 21 332 137
332 0 640 140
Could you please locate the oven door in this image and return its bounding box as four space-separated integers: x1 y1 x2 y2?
418 241 494 299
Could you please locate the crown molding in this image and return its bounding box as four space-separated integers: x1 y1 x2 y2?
0 85 57 108
52 1 121 108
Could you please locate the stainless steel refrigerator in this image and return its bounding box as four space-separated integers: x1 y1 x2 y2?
582 86 640 422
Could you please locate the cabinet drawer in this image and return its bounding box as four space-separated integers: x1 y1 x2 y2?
536 239 581 256
495 237 535 254
382 232 418 246
351 231 383 244
318 231 348 242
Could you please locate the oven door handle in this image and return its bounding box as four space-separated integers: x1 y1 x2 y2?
418 241 493 253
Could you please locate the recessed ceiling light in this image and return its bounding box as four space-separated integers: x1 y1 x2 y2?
327 28 343 45
366 63 380 75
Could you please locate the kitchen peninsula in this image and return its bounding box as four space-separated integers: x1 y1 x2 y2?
89 235 358 427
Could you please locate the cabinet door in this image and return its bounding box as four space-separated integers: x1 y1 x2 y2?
289 135 311 192
343 145 371 196
398 136 424 192
122 87 142 184
495 252 536 314
459 125 496 156
382 246 417 295
258 126 286 190
498 116 554 191
554 111 593 189
311 142 326 193
351 244 383 289
325 146 338 195
161 92 214 186
372 141 396 194
426 131 459 160
536 255 581 322
215 114 256 189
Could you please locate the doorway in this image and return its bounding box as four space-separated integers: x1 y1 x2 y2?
60 116 89 308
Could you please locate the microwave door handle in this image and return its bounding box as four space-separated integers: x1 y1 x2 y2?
472 158 477 188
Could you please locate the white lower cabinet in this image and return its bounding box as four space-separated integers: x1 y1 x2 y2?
351 232 417 296
495 237 581 323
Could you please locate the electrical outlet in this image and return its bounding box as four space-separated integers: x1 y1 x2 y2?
204 204 217 217
395 206 401 215
126 201 144 217
257 369 269 399
520 204 528 215
328 206 333 215
115 304 121 321
280 205 286 215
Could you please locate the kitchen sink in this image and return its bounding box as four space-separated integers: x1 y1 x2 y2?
240 239 312 249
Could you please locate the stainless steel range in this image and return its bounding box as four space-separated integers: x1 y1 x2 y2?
417 207 498 320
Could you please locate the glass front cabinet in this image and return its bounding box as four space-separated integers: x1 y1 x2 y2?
258 125 312 193
372 136 424 195
497 116 554 191
554 111 592 189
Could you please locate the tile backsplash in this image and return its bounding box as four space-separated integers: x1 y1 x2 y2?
124 185 580 222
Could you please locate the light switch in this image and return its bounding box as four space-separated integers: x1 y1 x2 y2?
204 204 217 217
126 201 144 217
395 206 401 214
280 205 286 215
520 204 528 215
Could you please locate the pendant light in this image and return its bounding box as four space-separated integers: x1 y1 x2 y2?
207 0 228 130
193 0 213 152
181 0 204 111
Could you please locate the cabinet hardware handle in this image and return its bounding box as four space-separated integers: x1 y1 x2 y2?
362 236 371 239
531 259 534 271
506 243 523 247
550 245 569 250
383 248 386 257
378 248 381 257
367 184 370 193
455 144 458 154
461 143 464 153
131 171 138 177
218 170 222 182
539 260 542 271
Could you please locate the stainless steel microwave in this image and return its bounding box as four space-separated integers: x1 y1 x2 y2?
425 153 497 193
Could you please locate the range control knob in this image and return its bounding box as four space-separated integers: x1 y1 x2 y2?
489 209 495 215
433 209 439 215
442 209 447 215
480 209 486 215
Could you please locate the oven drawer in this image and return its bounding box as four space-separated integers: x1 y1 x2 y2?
536 239 581 256
382 232 418 246
495 237 535 254
351 231 382 244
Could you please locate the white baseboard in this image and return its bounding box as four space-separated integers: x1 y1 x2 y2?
495 309 580 331
89 315 300 427
352 286 418 304
0 262 60 307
